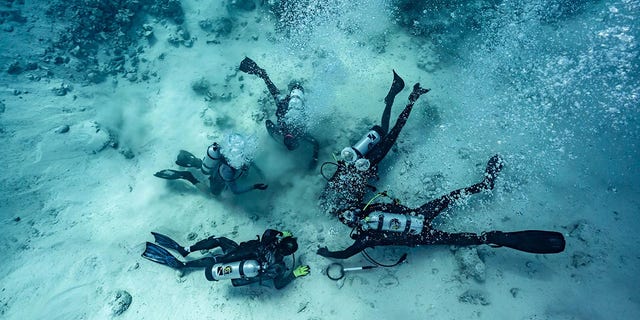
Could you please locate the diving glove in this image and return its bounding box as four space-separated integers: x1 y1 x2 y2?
293 265 310 277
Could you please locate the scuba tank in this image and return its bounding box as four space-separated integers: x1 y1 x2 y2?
201 142 222 175
341 126 384 163
288 88 304 110
209 260 263 281
361 212 424 234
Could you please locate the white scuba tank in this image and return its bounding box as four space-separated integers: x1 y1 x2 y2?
209 260 262 281
341 128 382 163
201 143 222 175
288 88 304 110
361 212 424 234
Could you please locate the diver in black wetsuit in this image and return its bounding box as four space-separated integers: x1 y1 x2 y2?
142 229 310 289
239 57 320 169
317 155 566 259
154 135 268 195
319 71 430 216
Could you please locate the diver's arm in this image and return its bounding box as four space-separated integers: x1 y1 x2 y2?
316 240 369 259
219 164 267 194
226 180 267 194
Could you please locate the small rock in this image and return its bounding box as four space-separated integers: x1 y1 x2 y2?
141 24 154 38
108 290 132 316
510 287 520 298
458 289 490 305
52 83 72 96
54 125 70 134
7 61 22 75
453 246 486 282
571 251 593 268
191 77 211 95
71 120 112 154
378 274 399 287
0 101 5 113
25 62 38 71
119 148 135 159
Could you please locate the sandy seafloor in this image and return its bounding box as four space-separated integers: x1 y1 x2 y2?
1 0 639 319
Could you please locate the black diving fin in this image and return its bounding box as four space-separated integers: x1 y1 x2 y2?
175 150 202 168
384 70 405 106
408 83 430 103
151 232 189 257
484 230 566 254
239 57 264 76
153 170 199 185
142 242 185 269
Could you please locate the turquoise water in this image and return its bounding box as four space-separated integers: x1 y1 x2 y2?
0 0 638 319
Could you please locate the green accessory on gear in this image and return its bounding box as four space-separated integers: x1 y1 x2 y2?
293 265 310 277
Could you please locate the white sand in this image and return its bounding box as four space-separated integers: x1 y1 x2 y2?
1 0 639 319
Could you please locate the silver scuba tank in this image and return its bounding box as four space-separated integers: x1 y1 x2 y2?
209 260 262 281
361 212 424 234
201 142 222 175
341 127 382 163
288 88 304 110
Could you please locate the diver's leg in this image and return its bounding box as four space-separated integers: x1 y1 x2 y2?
417 156 503 223
380 70 406 134
184 256 217 268
367 84 429 166
481 154 504 190
190 236 227 252
421 230 484 246
265 119 282 140
240 57 281 99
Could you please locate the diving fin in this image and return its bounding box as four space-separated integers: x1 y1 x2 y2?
151 232 189 257
408 83 430 103
239 57 265 77
154 169 184 180
154 170 199 185
384 70 405 106
142 242 185 269
484 230 566 254
175 150 202 168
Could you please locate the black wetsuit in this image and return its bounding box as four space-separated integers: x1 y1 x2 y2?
318 155 565 259
320 73 429 216
240 57 319 169
185 229 297 289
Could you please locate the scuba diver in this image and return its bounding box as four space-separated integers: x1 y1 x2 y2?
319 70 430 216
239 57 320 169
154 133 268 195
316 154 566 259
142 229 310 289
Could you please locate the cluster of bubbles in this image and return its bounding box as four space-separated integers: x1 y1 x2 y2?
222 132 258 169
429 0 639 179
